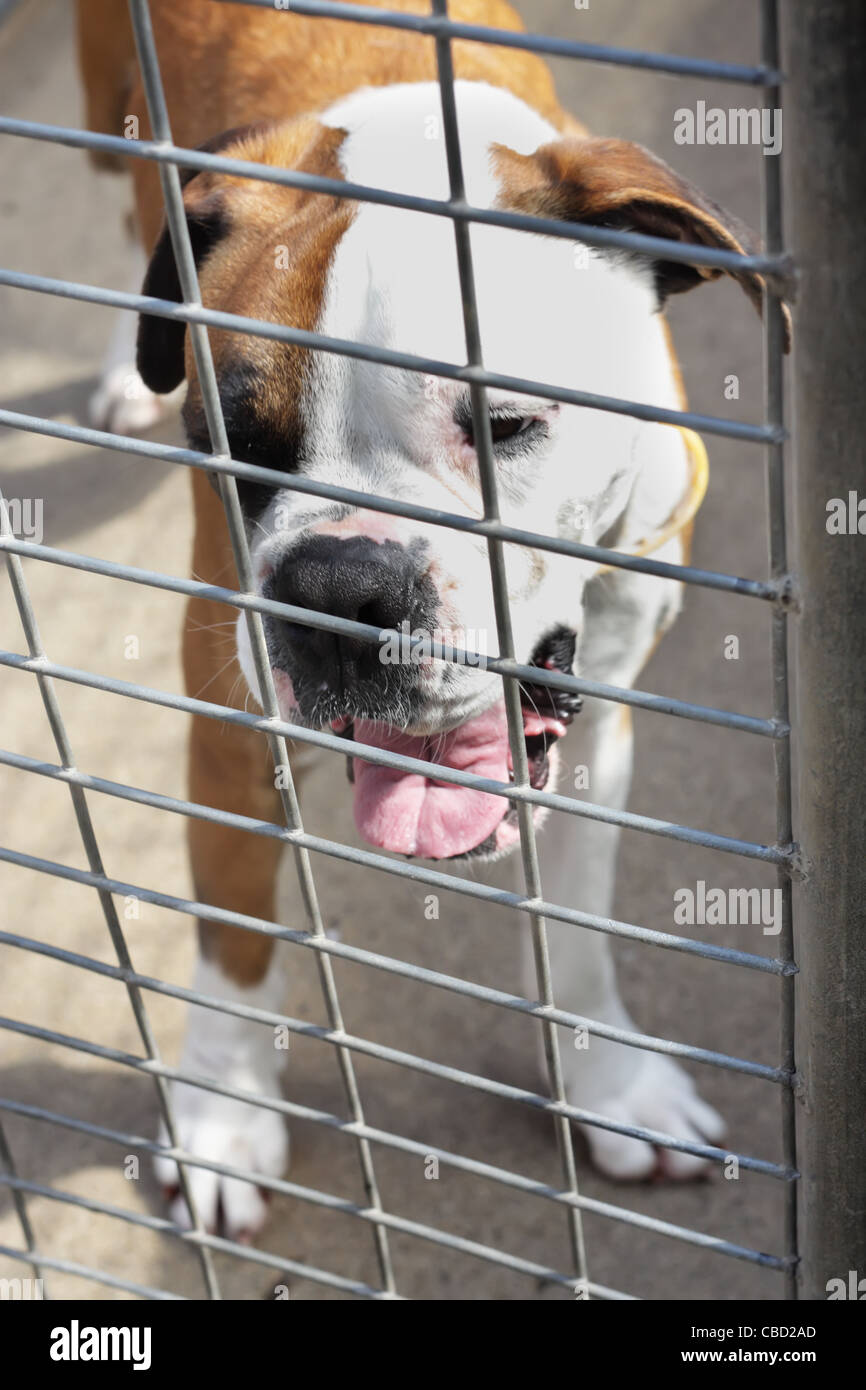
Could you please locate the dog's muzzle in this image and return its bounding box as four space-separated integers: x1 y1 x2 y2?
261 532 580 862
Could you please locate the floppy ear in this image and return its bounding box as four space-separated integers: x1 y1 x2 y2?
492 136 791 350
136 125 268 393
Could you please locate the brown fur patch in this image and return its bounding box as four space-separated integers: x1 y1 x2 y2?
75 0 137 171
491 135 790 347
179 120 355 452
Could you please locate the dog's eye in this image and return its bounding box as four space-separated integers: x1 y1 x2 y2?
461 414 536 450
490 416 530 444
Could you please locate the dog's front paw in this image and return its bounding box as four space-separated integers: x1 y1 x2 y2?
154 1079 289 1241
578 1053 725 1182
89 363 184 435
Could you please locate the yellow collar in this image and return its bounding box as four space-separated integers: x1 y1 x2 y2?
595 426 709 575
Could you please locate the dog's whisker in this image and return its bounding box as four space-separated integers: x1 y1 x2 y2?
187 618 239 634
192 651 240 701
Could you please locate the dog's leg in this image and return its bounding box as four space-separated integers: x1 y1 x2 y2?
88 241 185 436
527 702 725 1180
152 695 296 1239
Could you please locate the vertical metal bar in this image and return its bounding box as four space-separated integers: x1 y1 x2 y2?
0 1117 46 1294
785 0 866 1302
759 0 798 1302
430 0 588 1292
127 0 396 1294
0 481 222 1300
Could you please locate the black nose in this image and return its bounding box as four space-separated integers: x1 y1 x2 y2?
268 534 433 702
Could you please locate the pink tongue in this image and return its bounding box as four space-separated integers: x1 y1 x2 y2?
353 703 513 859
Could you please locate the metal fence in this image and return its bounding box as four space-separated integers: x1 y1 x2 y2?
0 0 857 1302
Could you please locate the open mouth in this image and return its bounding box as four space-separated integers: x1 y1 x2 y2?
337 627 581 861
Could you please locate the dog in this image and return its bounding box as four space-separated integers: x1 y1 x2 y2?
76 0 776 1241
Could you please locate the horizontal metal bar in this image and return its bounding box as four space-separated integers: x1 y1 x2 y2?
0 1099 582 1292
0 406 781 601
0 1015 790 1270
219 0 781 85
0 928 794 1173
0 116 792 282
0 685 789 876
0 1175 398 1299
0 864 783 1082
0 1241 183 1300
0 267 783 445
0 745 795 972
0 539 787 741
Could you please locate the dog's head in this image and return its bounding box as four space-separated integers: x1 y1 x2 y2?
138 83 776 862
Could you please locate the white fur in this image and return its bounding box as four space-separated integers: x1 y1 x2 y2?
153 954 288 1238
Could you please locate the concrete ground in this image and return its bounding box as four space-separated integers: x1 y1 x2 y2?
0 0 792 1299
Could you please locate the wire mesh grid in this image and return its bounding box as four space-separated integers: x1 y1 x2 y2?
0 0 798 1300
